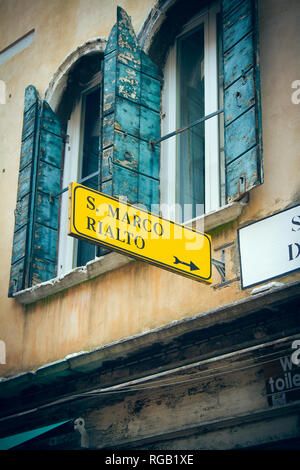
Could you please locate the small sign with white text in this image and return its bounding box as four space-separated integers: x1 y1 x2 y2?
238 204 300 289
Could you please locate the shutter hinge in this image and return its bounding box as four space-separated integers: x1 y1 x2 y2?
63 133 70 144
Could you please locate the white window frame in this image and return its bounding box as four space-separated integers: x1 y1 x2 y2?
57 98 82 276
160 1 221 223
57 74 101 276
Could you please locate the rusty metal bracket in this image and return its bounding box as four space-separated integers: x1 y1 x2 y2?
212 258 226 283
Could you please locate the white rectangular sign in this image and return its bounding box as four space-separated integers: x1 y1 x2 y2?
238 205 300 289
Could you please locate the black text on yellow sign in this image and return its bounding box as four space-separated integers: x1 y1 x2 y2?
68 183 212 283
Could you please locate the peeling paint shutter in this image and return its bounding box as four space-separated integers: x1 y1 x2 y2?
101 7 161 211
9 86 40 295
9 86 62 296
31 100 62 285
222 0 263 202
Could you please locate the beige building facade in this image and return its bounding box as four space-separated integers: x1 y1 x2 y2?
0 0 299 450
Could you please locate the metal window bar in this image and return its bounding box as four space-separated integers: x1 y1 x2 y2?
50 107 224 201
50 170 100 201
150 107 224 147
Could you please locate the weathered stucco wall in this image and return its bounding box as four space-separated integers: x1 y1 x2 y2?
0 0 300 377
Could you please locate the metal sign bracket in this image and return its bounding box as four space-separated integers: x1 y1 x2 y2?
212 258 226 283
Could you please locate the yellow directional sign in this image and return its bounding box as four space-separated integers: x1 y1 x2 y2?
68 183 212 283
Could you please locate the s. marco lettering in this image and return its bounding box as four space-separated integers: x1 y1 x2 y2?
84 198 166 251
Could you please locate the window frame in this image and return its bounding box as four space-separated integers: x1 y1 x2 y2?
160 1 223 223
57 75 102 277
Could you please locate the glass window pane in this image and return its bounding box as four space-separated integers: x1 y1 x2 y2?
81 87 100 189
177 25 205 222
77 86 100 267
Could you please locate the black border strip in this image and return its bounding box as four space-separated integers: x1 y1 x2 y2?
237 204 300 290
70 184 212 283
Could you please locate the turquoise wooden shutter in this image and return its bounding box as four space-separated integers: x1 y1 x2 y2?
9 86 40 295
31 100 62 285
9 86 62 296
222 0 263 202
101 7 161 211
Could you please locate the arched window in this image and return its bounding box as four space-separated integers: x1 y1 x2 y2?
9 2 263 295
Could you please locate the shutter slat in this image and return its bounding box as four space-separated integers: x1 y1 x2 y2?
222 0 263 202
101 178 113 196
226 146 259 195
14 194 30 231
36 161 61 195
140 106 160 142
102 113 114 149
117 7 141 70
39 130 62 168
225 107 256 164
102 147 113 180
223 0 252 53
24 85 39 112
9 258 26 294
105 24 117 55
40 102 62 136
224 69 254 126
103 52 116 116
141 73 161 112
32 224 58 263
224 33 254 89
141 51 162 80
17 163 33 200
138 174 160 209
113 165 138 203
21 102 38 140
35 192 59 230
223 0 245 17
20 134 35 170
115 96 140 137
113 131 139 171
139 140 159 179
117 62 140 103
11 226 27 265
31 258 56 285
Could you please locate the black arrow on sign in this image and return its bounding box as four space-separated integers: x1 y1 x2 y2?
173 256 199 271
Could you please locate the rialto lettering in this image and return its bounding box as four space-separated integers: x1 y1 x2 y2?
85 196 164 250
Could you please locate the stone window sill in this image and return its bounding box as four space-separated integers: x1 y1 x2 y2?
13 201 246 305
183 200 246 232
